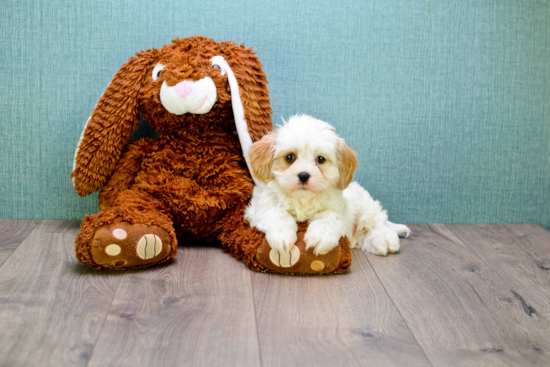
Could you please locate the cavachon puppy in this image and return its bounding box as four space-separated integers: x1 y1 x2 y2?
246 115 410 259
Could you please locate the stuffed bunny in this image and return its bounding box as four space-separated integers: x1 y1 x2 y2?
72 36 351 274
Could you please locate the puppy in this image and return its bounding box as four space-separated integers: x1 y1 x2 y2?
245 115 410 256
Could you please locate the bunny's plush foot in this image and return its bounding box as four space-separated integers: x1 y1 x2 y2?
219 204 351 275
75 207 178 270
86 222 173 269
254 222 351 275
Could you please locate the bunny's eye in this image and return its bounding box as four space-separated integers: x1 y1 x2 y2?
152 63 165 81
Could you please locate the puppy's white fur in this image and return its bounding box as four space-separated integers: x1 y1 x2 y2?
245 115 410 256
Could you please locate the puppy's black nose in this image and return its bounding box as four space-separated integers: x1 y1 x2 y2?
298 172 310 184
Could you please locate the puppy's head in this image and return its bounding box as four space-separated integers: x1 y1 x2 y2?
249 115 357 198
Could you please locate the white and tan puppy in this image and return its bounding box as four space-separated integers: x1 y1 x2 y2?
245 115 410 256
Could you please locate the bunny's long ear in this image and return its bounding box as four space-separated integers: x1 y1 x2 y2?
210 44 272 185
72 49 157 196
226 44 273 142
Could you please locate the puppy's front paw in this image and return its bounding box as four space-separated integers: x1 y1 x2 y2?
361 226 400 256
265 227 297 254
304 221 342 256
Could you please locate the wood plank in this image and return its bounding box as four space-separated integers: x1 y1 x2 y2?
0 219 40 266
506 224 550 264
251 249 431 367
87 246 261 367
366 224 550 366
0 220 122 367
447 224 550 319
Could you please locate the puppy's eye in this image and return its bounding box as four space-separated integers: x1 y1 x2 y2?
152 63 165 81
316 156 326 164
285 154 296 163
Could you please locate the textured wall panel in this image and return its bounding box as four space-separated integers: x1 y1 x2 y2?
0 0 548 228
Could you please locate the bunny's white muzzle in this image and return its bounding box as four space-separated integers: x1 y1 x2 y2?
159 78 217 115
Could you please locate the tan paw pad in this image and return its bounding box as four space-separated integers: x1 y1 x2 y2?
310 260 325 272
112 228 127 240
136 234 163 260
105 244 122 256
269 246 300 268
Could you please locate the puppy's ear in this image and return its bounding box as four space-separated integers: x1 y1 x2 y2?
225 43 273 142
248 132 277 183
72 49 158 196
337 140 358 190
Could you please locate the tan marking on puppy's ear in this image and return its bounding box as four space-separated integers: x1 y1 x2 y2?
248 132 277 183
71 48 159 197
337 140 358 190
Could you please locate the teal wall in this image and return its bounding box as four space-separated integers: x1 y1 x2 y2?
1 0 549 228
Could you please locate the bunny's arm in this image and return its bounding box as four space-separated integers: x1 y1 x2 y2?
97 138 155 211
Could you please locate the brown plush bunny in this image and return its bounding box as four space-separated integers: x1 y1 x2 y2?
72 36 351 274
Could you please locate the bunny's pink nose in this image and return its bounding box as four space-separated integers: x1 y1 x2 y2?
174 80 194 99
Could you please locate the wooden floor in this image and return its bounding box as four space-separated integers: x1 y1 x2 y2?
1 221 550 366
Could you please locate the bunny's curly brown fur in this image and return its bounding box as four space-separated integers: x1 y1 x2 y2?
72 37 351 274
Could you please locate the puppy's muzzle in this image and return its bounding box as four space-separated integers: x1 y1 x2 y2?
298 172 310 184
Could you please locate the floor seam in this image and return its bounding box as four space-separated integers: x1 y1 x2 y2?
0 219 41 268
360 241 435 367
249 271 264 367
85 273 125 367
